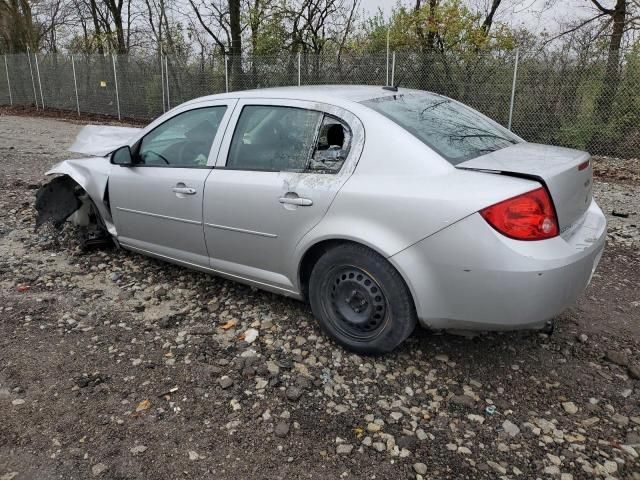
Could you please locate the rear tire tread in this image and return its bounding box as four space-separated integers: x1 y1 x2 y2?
308 243 417 355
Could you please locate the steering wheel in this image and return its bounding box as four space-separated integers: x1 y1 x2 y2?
177 140 209 166
143 150 170 165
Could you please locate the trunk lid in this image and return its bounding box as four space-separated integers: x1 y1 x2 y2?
457 142 593 232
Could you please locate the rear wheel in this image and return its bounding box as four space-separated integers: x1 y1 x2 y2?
308 243 417 354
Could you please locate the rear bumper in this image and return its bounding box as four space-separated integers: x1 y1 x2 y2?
390 199 606 330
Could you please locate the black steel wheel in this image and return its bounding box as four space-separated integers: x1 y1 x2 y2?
324 266 389 342
309 243 417 354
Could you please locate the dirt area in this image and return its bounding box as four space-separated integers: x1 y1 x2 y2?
0 114 639 480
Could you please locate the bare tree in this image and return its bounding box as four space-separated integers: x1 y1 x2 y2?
337 0 358 62
591 0 628 120
481 0 503 34
0 0 38 52
545 0 638 121
187 0 245 88
228 0 242 88
103 0 128 53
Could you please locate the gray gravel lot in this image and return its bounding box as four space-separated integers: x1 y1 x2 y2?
0 113 639 480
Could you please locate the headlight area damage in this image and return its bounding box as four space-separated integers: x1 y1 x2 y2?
34 124 139 249
35 175 113 249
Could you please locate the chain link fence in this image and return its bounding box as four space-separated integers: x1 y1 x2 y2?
1 50 638 158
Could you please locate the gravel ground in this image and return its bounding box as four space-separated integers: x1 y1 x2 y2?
0 114 639 480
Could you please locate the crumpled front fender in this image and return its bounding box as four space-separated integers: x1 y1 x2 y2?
44 157 117 235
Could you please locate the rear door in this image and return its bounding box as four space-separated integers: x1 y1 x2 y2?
203 99 364 293
109 101 235 267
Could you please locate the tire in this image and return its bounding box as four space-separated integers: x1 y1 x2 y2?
308 243 417 355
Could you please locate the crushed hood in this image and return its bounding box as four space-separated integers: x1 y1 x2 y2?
68 125 141 157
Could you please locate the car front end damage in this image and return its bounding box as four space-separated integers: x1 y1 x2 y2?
35 158 116 249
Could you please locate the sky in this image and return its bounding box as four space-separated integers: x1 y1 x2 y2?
359 0 595 34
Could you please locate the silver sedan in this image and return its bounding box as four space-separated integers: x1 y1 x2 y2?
36 85 607 354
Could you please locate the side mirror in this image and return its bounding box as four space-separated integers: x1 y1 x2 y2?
110 145 134 166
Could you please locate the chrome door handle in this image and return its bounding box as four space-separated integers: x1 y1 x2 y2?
172 187 197 195
279 197 313 206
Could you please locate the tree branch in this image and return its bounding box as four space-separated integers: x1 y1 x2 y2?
543 11 609 44
590 0 614 14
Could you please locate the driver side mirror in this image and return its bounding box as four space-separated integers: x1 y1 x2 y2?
110 145 134 166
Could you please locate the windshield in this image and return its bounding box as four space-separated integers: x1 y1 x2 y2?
361 93 520 164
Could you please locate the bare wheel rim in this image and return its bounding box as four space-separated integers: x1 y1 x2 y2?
321 265 389 342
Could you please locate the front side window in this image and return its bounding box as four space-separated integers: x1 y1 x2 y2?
137 106 227 167
227 105 322 172
361 93 520 164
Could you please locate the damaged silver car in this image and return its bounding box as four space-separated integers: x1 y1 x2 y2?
37 85 607 354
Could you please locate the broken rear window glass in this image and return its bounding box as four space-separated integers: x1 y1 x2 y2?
308 115 351 173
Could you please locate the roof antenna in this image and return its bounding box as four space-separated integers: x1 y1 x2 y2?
382 52 399 92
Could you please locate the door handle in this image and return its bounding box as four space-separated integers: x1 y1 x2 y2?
279 196 313 206
172 187 197 195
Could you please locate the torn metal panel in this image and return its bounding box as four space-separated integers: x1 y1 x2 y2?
35 175 82 229
35 176 114 249
68 125 141 157
45 157 116 235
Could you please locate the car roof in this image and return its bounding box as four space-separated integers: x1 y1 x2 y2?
184 85 420 107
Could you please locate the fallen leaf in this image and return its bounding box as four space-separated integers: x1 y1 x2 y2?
220 319 237 330
136 399 151 412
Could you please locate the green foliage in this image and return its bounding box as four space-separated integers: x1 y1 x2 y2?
250 13 288 56
359 0 515 54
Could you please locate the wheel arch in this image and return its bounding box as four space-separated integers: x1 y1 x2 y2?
297 237 416 310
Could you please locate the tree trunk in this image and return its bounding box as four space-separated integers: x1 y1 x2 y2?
228 0 243 90
481 0 502 34
594 0 626 122
103 0 127 53
88 0 104 54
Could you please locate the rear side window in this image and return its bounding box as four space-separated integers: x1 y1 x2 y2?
227 105 322 171
309 115 351 173
361 93 520 164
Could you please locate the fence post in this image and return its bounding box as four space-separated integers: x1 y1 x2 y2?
26 47 38 109
224 55 229 93
35 53 45 108
298 52 301 86
71 55 80 116
508 48 520 131
391 51 396 86
386 28 390 86
112 55 121 120
165 56 170 110
160 48 166 113
4 55 12 106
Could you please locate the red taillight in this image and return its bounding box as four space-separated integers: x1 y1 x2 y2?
578 160 590 171
480 187 559 241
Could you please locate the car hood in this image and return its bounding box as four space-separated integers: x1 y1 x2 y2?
68 125 141 157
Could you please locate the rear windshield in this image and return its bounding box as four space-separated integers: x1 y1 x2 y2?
361 93 520 164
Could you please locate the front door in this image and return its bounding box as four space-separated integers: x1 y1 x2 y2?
203 99 363 293
110 103 232 267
